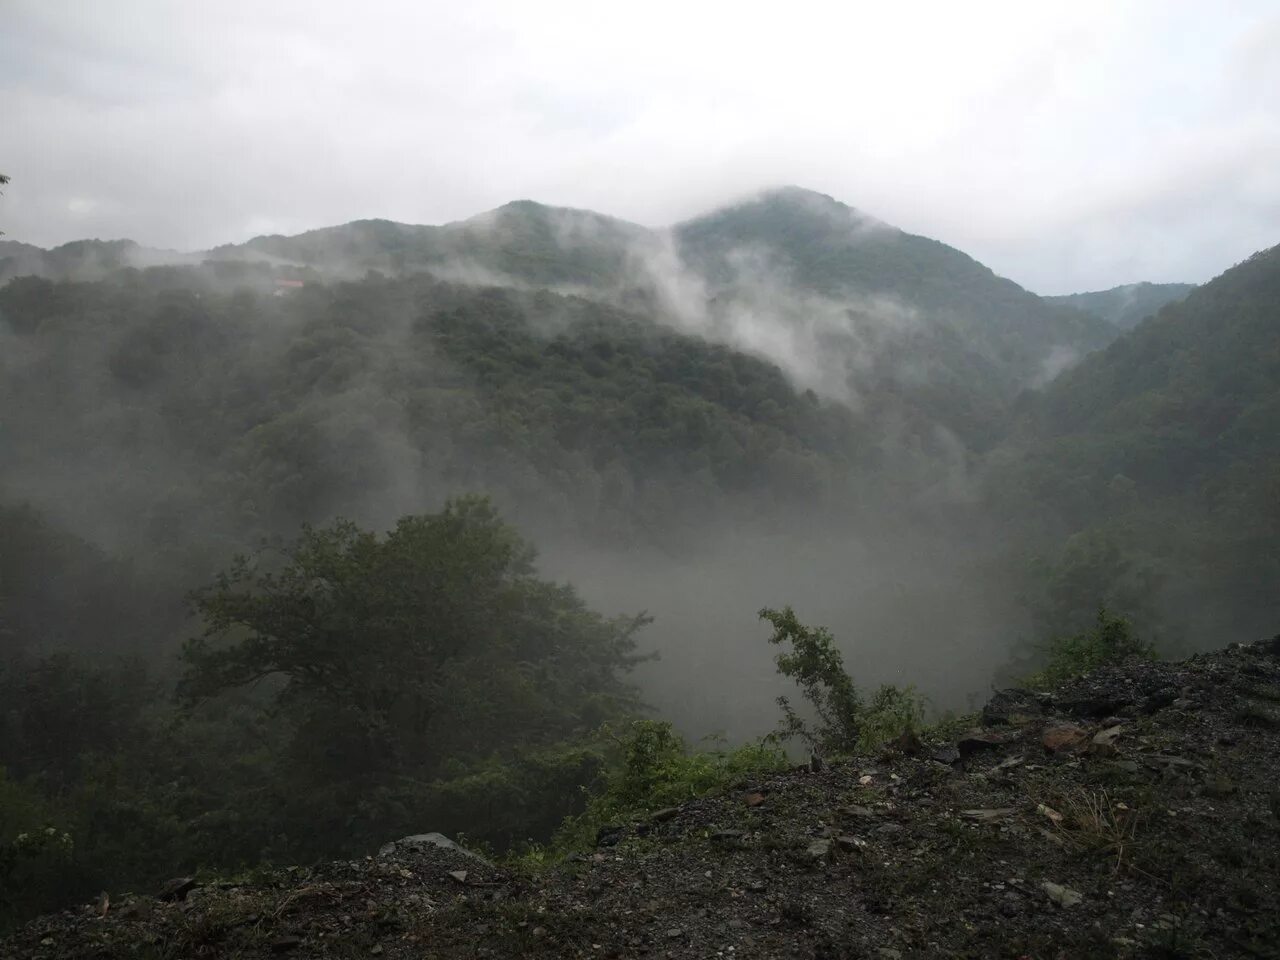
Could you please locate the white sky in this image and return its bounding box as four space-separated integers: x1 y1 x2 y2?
2 0 1277 293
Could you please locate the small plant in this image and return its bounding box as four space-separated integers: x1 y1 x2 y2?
545 720 785 855
858 683 926 751
1024 607 1154 690
760 606 861 752
1043 787 1141 872
760 606 924 754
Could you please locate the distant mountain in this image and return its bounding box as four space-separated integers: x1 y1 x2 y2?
671 188 1117 447
1046 281 1195 330
0 238 194 284
207 201 651 288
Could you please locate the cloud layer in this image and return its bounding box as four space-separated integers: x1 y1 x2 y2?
2 0 1277 293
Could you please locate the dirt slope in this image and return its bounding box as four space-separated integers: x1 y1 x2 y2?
7 638 1279 959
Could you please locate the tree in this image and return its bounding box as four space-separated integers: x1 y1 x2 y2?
0 174 8 235
180 496 649 784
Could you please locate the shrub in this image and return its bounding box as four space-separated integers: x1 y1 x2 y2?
1024 607 1154 690
547 720 785 854
760 606 924 754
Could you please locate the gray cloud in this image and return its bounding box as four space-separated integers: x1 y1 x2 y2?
2 0 1277 294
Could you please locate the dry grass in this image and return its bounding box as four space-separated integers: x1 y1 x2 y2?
1042 787 1142 873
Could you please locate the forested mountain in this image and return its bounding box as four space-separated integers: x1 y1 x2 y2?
992 245 1280 645
1046 281 1196 331
14 188 1120 457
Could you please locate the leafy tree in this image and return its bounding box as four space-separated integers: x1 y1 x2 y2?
180 496 649 831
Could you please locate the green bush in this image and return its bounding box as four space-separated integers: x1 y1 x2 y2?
760 606 924 754
546 720 785 855
1023 607 1154 690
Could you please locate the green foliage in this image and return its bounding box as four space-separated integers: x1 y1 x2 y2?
0 817 74 929
181 497 646 783
1023 608 1155 690
548 720 785 855
857 683 927 751
760 606 924 754
760 606 861 752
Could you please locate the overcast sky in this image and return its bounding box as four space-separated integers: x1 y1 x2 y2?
2 0 1277 294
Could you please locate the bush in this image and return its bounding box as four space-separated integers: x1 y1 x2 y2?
1023 607 1154 690
548 720 785 854
760 606 924 754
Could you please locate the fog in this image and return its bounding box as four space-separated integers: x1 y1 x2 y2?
0 190 1062 742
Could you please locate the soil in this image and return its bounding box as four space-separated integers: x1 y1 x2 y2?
6 637 1279 959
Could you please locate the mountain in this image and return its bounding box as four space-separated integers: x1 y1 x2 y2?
671 188 1117 447
208 200 651 289
0 238 196 284
994 244 1280 642
1047 281 1196 331
199 187 1116 450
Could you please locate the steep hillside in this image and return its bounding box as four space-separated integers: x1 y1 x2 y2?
7 637 1278 959
993 245 1280 643
1047 282 1196 331
0 267 868 558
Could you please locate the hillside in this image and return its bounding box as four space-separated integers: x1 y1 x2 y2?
992 244 1280 644
6 636 1278 959
1047 282 1196 331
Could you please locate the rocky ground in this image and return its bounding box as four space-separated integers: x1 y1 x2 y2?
6 637 1280 959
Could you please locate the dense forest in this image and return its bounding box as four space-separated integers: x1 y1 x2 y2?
1 188 1277 928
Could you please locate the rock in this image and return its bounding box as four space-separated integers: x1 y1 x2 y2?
836 835 866 852
1141 689 1179 713
595 825 625 847
271 935 304 952
960 808 1017 822
983 689 1045 727
448 870 469 884
156 877 197 902
1090 725 1124 756
874 822 904 835
877 949 903 959
1042 723 1089 753
840 804 878 819
889 728 922 754
810 753 824 772
666 927 684 939
650 807 679 823
957 729 1006 758
743 791 766 807
378 833 493 866
1059 693 1132 718
805 839 832 860
931 746 961 765
1042 880 1084 907
711 829 747 842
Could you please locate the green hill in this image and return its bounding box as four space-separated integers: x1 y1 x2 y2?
994 245 1280 643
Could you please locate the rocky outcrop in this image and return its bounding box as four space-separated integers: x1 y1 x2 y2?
6 637 1279 958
